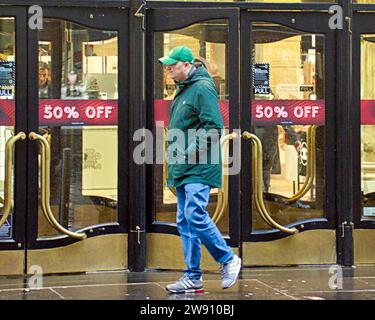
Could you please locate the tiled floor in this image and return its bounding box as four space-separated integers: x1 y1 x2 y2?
0 266 374 300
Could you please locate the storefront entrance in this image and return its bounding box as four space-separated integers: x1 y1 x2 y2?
146 7 337 269
0 1 368 275
0 6 128 275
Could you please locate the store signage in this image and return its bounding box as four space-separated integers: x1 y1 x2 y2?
0 99 374 126
253 63 270 95
0 61 15 87
252 100 325 125
0 89 12 97
39 99 118 126
0 99 15 125
154 100 325 127
0 214 12 239
361 100 375 125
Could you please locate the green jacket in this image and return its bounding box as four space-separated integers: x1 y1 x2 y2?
167 66 224 188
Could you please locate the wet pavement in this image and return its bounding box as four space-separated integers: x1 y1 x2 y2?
0 265 374 300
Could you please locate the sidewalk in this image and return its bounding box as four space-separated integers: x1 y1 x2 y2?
0 265 373 300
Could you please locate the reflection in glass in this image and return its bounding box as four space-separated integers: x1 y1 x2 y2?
153 20 230 235
251 23 326 231
37 20 118 238
0 18 15 239
361 35 375 220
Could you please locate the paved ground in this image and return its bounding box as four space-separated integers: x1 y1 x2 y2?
0 265 374 300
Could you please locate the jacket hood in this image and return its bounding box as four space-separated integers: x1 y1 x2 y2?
177 66 214 88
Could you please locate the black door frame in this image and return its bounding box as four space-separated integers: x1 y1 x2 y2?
26 6 130 250
0 7 28 253
240 11 337 242
145 7 241 247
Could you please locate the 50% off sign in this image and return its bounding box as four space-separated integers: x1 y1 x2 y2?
43 105 114 120
255 104 320 120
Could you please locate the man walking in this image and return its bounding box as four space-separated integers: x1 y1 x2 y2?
159 46 241 294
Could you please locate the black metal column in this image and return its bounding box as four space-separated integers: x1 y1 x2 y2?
336 0 354 266
128 0 146 271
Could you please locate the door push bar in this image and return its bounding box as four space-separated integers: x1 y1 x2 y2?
29 131 87 240
0 132 26 229
283 125 317 204
242 131 298 234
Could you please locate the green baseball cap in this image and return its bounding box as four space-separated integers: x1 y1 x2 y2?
158 46 195 65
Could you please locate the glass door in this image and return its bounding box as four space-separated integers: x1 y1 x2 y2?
353 12 375 263
240 12 337 266
25 7 129 274
0 7 28 275
145 8 240 270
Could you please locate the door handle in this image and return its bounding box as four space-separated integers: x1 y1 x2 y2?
212 131 238 224
283 125 317 204
242 131 298 234
29 131 87 240
0 132 26 229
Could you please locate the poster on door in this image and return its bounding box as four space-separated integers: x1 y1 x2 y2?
253 63 270 95
252 100 325 125
39 99 118 126
0 214 12 239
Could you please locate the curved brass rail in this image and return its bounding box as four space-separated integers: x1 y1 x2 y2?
243 131 298 234
0 132 26 228
29 132 87 240
283 125 317 203
212 132 238 224
163 128 177 197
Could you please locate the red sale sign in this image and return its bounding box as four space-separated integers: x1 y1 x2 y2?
0 98 375 127
0 100 15 125
251 100 325 125
155 99 325 126
40 99 118 126
154 99 230 127
361 100 375 125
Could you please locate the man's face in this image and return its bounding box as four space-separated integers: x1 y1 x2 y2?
164 61 191 82
39 67 49 88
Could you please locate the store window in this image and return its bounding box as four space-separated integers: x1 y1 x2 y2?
360 35 375 220
153 19 230 235
251 22 326 231
152 0 335 2
0 18 15 240
37 19 118 238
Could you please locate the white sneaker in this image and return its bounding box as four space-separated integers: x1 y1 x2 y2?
221 255 241 289
166 275 204 294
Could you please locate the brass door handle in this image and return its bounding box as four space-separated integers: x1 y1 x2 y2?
0 132 26 229
29 131 87 240
284 125 317 203
212 132 238 224
242 131 298 234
